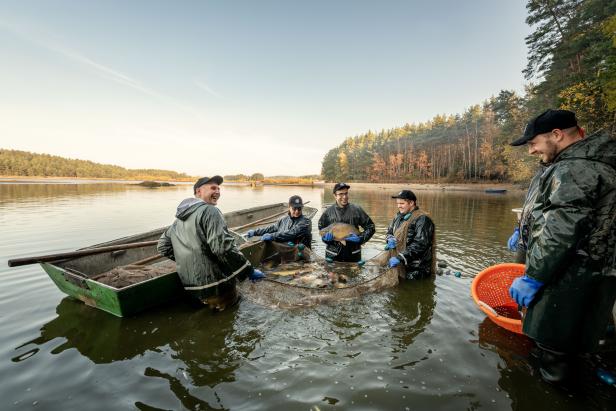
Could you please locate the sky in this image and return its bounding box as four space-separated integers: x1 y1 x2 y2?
0 0 531 176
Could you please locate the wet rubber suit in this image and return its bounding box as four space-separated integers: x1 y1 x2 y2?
318 203 375 262
523 131 616 355
386 206 435 280
252 213 312 249
513 163 548 263
157 198 254 305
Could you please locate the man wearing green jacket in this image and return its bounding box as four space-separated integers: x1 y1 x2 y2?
157 176 265 310
508 109 616 383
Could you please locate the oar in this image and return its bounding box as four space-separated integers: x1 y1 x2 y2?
7 240 159 267
231 201 311 231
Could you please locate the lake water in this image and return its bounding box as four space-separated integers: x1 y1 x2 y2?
1 182 614 410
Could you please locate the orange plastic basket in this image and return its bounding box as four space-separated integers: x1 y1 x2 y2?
471 263 525 335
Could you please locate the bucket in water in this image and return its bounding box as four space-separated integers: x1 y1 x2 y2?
471 263 525 335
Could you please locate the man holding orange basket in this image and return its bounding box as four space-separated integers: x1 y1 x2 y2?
508 109 616 383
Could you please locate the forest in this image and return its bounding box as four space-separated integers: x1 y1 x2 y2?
321 0 615 183
0 149 192 181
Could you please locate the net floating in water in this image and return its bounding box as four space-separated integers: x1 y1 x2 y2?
471 263 525 335
238 241 403 308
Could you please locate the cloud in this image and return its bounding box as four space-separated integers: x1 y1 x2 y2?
194 80 222 99
0 18 206 120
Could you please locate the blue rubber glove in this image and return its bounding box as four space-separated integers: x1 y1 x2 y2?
249 269 266 282
261 233 273 241
386 235 397 250
388 256 400 268
345 233 361 243
322 232 334 242
507 228 520 251
509 275 544 307
246 230 255 238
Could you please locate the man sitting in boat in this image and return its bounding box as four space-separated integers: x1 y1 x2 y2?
245 195 313 248
385 190 435 280
157 175 265 310
318 183 375 263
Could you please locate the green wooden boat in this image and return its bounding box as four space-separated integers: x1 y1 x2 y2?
40 203 318 317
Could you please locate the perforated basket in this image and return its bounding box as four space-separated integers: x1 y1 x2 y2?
471 263 525 335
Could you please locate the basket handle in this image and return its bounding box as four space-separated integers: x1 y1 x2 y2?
478 300 499 317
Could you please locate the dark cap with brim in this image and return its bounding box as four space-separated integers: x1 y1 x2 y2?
511 109 577 146
288 195 304 208
333 182 350 193
391 189 416 202
194 175 223 193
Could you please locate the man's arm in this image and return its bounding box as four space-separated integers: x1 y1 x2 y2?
253 220 281 236
157 228 175 261
397 216 434 266
357 206 375 243
318 210 329 231
526 164 597 284
272 218 311 242
201 208 253 281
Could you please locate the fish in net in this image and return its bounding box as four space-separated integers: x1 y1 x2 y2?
238 240 405 309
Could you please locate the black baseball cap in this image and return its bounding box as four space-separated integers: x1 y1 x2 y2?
392 189 417 202
288 195 304 208
193 175 223 193
510 109 578 146
333 182 350 193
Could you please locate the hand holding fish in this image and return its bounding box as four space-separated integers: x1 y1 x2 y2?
344 233 361 243
388 257 400 268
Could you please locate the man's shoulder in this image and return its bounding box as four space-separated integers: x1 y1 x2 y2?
200 204 224 219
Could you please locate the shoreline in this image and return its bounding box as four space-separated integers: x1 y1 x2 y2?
324 181 526 193
0 176 525 192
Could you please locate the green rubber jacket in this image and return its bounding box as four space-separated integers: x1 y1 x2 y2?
523 131 616 353
157 198 253 299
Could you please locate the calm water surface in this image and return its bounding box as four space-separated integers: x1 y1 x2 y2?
1 182 614 410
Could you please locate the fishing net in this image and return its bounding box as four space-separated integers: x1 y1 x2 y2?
237 230 409 308
92 260 176 289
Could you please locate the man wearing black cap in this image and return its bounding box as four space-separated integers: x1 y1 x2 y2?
157 175 265 310
385 190 435 280
245 195 313 248
318 183 375 262
507 109 616 383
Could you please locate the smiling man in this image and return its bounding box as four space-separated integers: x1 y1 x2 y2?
246 195 312 248
157 175 265 310
385 190 435 280
318 183 375 263
508 109 616 383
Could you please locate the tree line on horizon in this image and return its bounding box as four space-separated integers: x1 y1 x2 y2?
0 149 193 181
321 0 615 184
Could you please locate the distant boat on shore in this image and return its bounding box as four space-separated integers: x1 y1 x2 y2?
485 189 507 194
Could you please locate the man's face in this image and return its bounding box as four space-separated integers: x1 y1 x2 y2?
334 189 349 207
397 199 414 214
527 131 560 163
196 183 221 205
288 205 303 218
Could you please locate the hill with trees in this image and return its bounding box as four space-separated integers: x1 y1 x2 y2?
321 0 615 184
0 149 193 181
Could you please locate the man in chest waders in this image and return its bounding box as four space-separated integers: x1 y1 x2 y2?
508 109 616 384
385 190 436 280
318 183 375 263
157 176 265 310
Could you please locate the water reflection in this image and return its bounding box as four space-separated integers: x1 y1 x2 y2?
477 317 616 410
8 183 616 410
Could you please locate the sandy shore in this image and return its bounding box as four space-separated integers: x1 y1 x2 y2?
323 181 526 193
